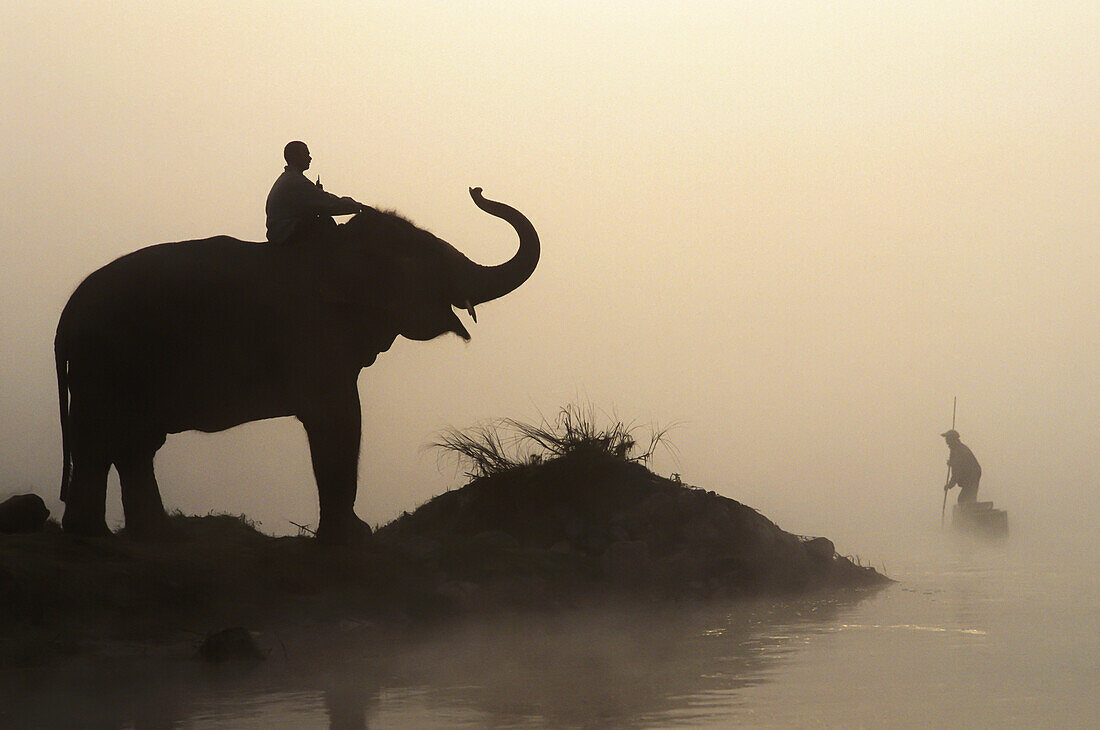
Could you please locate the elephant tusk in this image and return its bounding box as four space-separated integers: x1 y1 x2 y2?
463 300 477 323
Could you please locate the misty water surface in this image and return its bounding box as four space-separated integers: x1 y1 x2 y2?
4 520 1096 728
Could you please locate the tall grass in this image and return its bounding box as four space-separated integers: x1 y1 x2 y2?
432 404 677 479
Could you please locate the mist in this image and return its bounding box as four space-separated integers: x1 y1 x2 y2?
2 1 1096 556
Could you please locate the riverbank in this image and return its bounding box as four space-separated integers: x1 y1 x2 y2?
0 446 887 667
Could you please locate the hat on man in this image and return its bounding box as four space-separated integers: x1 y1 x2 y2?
941 429 960 439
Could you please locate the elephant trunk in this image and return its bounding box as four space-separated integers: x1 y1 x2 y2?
462 187 540 307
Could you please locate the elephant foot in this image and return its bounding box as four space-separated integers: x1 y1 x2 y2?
316 514 374 547
122 512 176 542
62 510 112 538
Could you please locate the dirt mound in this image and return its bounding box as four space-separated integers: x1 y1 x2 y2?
378 452 887 601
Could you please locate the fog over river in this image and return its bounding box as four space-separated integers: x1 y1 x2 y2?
2 3 1096 726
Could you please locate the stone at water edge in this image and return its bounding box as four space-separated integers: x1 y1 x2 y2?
0 494 49 534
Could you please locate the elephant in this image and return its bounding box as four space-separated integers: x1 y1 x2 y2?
55 187 539 543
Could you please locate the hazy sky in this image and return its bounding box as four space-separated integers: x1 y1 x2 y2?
2 2 1096 544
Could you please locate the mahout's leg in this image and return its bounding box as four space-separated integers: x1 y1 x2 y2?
300 383 371 545
116 438 170 540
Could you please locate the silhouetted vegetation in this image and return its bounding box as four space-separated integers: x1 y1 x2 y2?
432 403 676 478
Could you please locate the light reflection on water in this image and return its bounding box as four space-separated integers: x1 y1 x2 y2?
4 524 1097 728
0 594 874 728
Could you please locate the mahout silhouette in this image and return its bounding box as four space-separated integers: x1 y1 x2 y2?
55 188 539 543
266 140 366 245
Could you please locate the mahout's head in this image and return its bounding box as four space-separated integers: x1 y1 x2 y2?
941 429 961 444
284 141 311 172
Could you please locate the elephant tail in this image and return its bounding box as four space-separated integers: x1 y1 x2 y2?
56 342 71 502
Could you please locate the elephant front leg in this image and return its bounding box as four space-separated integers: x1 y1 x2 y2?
300 386 371 545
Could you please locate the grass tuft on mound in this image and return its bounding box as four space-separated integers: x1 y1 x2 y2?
432 403 677 478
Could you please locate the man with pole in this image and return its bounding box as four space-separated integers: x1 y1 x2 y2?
942 429 982 505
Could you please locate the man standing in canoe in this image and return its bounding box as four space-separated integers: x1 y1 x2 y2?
942 429 982 504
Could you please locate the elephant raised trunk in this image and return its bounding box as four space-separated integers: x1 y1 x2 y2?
462 187 541 308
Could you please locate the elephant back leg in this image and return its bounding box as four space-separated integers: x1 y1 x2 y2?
116 438 169 540
299 384 371 544
61 401 111 536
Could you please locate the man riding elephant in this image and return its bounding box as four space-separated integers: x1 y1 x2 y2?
56 180 540 544
266 141 366 245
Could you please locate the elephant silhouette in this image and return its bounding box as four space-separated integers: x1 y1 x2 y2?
55 188 539 543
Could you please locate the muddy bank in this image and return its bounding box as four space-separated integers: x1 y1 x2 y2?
0 516 435 666
0 453 886 665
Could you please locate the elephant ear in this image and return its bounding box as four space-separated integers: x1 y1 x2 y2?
320 226 472 342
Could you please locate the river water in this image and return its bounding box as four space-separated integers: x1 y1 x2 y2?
4 518 1098 728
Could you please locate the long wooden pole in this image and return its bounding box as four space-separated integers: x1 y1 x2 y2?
941 396 956 526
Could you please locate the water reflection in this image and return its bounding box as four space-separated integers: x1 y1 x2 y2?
0 590 881 728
